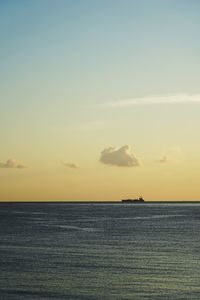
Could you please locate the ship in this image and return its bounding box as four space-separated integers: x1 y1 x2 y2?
121 196 145 203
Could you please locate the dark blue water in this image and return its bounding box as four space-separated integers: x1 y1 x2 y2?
0 203 200 299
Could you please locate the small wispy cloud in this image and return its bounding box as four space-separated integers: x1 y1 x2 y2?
100 145 141 167
157 147 183 163
107 93 200 108
62 161 79 169
158 155 170 163
0 159 26 169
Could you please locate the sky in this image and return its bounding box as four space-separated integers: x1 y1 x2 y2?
1 0 200 201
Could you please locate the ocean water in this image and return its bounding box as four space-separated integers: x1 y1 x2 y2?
0 203 200 300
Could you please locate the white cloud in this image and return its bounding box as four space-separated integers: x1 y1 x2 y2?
62 162 79 169
0 159 26 169
100 145 141 167
107 93 200 108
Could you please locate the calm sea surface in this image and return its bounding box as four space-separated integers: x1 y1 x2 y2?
0 203 200 299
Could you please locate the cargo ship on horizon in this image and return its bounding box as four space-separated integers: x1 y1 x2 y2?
121 197 145 203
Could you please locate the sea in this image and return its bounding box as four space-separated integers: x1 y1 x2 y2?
0 202 200 300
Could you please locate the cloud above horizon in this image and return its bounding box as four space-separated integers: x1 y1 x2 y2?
107 94 200 108
100 145 141 167
62 161 79 169
157 147 183 163
0 159 26 169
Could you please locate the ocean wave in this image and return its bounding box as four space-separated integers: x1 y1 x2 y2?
72 214 185 223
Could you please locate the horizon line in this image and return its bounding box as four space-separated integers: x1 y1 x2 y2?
0 200 200 204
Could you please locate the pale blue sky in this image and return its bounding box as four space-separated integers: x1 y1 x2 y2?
1 1 200 124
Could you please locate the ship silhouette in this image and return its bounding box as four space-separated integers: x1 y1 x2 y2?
121 196 145 203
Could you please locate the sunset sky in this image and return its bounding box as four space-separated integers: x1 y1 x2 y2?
1 0 200 201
